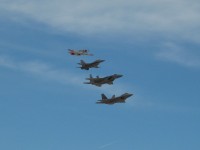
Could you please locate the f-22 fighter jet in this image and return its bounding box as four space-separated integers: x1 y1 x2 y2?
96 93 133 104
77 59 105 70
84 74 123 87
68 49 93 56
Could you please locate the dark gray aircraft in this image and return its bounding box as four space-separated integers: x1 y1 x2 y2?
84 74 123 87
77 59 105 70
96 93 133 104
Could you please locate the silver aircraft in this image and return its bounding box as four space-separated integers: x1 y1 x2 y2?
68 49 93 56
84 74 123 87
77 59 105 70
96 93 133 104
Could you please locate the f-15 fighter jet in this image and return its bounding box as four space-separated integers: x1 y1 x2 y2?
96 93 133 104
68 49 93 56
77 59 105 70
84 74 123 87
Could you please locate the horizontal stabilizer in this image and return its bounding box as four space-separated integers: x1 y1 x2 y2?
83 82 91 84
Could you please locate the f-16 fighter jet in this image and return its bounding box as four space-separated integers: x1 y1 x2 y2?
84 74 123 87
96 93 133 104
68 49 93 56
77 59 105 70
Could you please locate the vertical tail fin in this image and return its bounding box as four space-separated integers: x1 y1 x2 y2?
111 95 115 99
86 74 93 80
80 60 86 65
101 94 108 100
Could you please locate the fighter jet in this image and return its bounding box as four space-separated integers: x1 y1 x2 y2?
84 74 123 87
96 93 133 104
68 49 93 56
77 59 105 70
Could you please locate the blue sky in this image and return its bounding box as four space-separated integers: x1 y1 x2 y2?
0 0 200 150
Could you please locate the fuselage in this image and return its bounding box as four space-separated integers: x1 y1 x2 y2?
96 93 133 104
68 49 92 56
80 60 104 70
86 74 123 86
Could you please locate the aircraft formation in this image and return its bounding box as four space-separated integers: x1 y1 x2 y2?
68 49 133 105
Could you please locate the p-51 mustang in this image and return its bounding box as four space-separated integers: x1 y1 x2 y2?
96 93 133 104
77 59 105 70
84 74 123 87
68 49 93 56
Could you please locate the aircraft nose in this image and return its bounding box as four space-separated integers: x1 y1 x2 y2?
127 93 133 97
116 74 123 78
98 60 105 63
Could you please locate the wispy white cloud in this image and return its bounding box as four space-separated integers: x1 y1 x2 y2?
0 55 83 86
1 0 200 41
0 56 16 69
128 95 199 113
155 43 200 68
98 140 117 149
